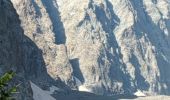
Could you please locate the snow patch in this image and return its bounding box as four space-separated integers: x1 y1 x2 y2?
78 85 92 93
30 82 56 100
134 90 146 97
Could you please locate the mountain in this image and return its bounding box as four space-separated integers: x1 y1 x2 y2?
1 0 170 99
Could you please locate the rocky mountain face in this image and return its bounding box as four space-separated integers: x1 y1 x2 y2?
1 0 170 99
0 0 66 99
0 0 33 99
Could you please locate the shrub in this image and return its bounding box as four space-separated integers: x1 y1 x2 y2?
0 71 17 100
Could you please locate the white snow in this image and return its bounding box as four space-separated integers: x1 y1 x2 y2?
134 90 146 97
30 82 56 100
78 85 92 93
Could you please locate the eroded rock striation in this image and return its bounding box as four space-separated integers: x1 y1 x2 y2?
1 0 170 98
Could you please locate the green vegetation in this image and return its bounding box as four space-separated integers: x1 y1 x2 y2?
0 71 17 100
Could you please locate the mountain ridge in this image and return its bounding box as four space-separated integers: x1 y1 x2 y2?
1 0 170 99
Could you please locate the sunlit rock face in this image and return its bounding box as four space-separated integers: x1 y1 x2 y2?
10 0 170 96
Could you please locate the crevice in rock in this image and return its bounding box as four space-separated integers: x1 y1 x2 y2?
69 58 84 83
41 0 66 45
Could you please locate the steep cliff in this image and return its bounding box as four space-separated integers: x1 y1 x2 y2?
2 0 170 98
0 0 33 99
0 0 66 99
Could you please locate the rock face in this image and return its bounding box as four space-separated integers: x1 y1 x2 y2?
1 0 170 98
0 0 64 99
0 0 33 99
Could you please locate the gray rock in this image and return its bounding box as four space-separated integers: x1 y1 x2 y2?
1 0 170 99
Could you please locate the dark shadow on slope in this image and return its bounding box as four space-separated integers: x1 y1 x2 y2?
0 1 69 99
77 12 91 27
77 0 134 94
41 0 66 45
94 0 134 94
165 19 170 34
53 90 138 100
20 35 70 94
94 1 119 34
130 54 150 90
70 58 84 83
32 0 42 18
77 0 93 27
129 0 170 94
